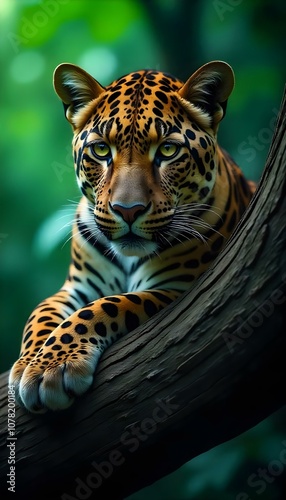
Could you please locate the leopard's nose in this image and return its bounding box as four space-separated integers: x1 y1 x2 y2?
110 202 147 224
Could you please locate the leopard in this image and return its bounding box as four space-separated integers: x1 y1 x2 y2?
9 60 255 413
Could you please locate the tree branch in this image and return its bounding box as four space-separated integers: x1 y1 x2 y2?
0 89 285 500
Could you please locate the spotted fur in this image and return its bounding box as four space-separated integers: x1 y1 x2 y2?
9 61 255 412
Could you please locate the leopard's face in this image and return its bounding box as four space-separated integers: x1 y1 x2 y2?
54 63 234 256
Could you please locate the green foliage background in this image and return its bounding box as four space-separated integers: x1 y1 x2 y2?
0 0 285 499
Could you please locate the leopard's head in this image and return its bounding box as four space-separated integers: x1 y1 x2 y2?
54 61 234 257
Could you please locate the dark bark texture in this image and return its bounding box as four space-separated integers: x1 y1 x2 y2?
0 89 285 500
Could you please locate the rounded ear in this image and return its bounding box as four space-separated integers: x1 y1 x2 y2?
53 63 105 126
178 61 235 128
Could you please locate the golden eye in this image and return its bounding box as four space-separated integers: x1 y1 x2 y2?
157 142 178 158
91 142 111 159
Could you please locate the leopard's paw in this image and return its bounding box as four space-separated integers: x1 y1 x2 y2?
13 346 102 413
9 357 29 407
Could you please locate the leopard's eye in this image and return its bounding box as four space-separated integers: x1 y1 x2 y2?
91 142 111 159
157 142 179 158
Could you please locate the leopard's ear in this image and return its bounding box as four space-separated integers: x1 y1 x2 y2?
53 63 105 128
178 61 234 130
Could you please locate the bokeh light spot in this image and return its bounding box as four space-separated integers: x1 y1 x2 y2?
10 51 45 83
78 47 118 84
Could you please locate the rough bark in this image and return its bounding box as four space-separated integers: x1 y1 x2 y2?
0 89 285 500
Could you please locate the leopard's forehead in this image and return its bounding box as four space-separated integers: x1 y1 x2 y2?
83 70 185 155
107 70 181 110
102 70 183 117
106 70 182 93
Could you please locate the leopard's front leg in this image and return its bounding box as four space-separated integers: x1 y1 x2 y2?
15 289 178 413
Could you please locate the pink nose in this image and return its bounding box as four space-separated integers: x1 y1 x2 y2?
111 203 146 224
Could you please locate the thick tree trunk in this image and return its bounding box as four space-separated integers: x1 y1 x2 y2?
141 0 202 79
0 90 285 500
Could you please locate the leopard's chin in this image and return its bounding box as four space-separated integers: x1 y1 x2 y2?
110 234 157 258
